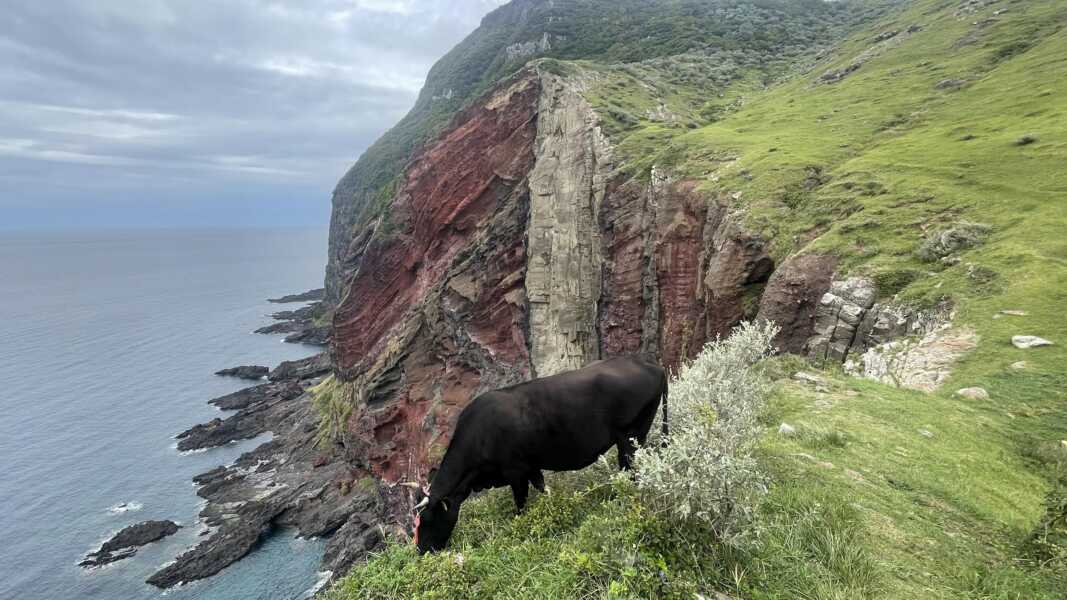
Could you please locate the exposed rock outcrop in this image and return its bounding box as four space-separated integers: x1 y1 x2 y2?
268 289 325 303
847 327 979 392
328 67 779 491
80 520 180 568
756 254 837 353
256 299 330 346
215 365 269 380
525 72 610 376
150 356 386 589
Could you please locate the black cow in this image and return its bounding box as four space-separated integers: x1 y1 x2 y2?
411 355 668 553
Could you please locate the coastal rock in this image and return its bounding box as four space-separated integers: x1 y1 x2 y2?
254 320 304 335
268 353 332 382
81 520 180 568
214 365 269 380
283 325 331 346
151 370 383 589
256 300 330 346
176 380 304 451
267 288 325 303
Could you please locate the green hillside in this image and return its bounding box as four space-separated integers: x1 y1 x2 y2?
325 0 1066 597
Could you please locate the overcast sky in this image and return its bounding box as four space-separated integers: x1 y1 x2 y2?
0 0 505 230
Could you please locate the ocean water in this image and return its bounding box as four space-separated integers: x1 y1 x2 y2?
0 228 332 600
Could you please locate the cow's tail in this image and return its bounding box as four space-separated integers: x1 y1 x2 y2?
659 369 669 445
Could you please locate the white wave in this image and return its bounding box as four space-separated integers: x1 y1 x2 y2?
108 501 143 515
303 571 333 598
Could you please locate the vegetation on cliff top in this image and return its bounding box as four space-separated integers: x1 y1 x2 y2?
325 0 1067 596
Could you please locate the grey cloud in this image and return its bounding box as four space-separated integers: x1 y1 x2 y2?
0 0 506 228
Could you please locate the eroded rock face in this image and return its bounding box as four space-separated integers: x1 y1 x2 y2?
526 73 611 377
756 254 837 353
807 277 879 363
328 67 789 489
331 70 541 482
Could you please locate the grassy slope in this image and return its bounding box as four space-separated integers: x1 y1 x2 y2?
327 0 1066 597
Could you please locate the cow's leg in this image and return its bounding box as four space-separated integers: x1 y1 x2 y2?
508 471 529 513
616 436 636 471
528 469 545 493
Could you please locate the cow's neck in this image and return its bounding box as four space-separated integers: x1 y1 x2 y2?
429 452 473 506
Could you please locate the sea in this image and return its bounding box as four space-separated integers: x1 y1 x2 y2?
0 227 333 600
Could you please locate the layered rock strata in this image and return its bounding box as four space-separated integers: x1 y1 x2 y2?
329 67 780 489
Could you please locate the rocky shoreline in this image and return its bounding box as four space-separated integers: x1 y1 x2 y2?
84 289 391 591
254 292 331 346
80 520 181 568
149 347 391 589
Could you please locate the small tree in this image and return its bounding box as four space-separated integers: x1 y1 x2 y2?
631 321 779 548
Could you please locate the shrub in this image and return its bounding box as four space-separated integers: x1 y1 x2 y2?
630 321 779 548
917 220 992 262
312 377 351 449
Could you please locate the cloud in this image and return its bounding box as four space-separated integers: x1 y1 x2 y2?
0 0 508 229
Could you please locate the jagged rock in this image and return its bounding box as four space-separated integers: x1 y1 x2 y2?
849 328 979 392
322 515 385 581
254 320 304 335
176 380 304 451
268 353 331 382
214 365 269 380
1012 335 1053 349
807 278 878 362
778 423 796 436
267 288 324 303
151 374 382 589
283 325 330 346
756 254 837 353
956 387 989 400
80 520 180 568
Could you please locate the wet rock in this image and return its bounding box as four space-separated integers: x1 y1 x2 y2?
956 387 989 400
283 325 331 346
81 520 180 568
268 288 325 303
151 374 382 589
254 320 304 335
214 365 269 380
176 381 304 451
1012 335 1053 349
268 353 332 382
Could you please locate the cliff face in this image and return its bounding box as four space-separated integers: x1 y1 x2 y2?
329 66 792 485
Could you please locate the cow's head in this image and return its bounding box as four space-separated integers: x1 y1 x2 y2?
413 490 459 554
